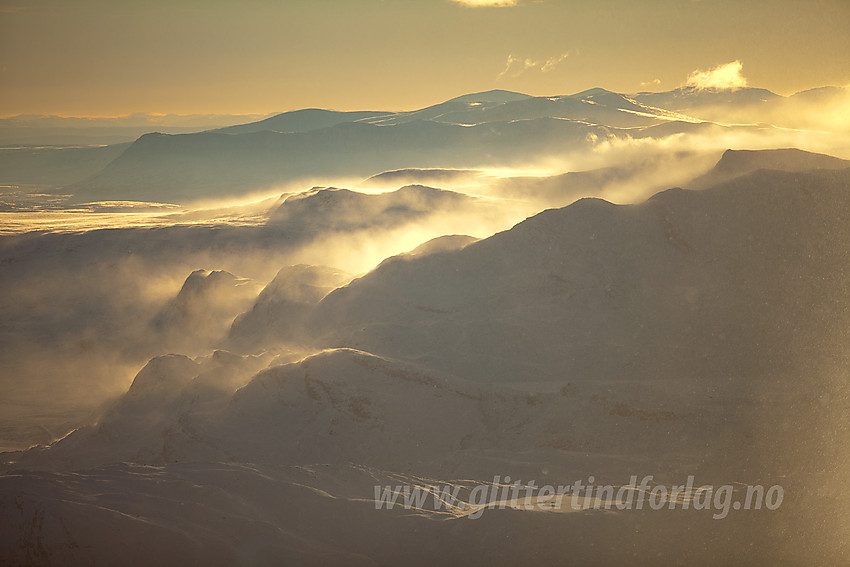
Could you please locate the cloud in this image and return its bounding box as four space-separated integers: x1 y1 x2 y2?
497 52 570 79
685 60 748 90
640 79 661 88
541 52 570 72
450 0 518 6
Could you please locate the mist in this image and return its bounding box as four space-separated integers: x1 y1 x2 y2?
2 85 848 449
2 82 850 565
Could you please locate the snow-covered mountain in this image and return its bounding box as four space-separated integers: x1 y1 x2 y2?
3 59 850 567
226 264 353 352
64 117 615 202
635 85 850 131
3 149 850 564
267 185 474 231
633 86 783 113
0 112 273 146
212 108 394 135
3 84 846 205
151 269 262 356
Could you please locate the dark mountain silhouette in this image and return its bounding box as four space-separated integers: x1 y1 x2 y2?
688 148 850 188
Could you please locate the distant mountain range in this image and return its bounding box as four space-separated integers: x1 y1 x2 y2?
63 117 614 202
635 84 850 112
1 85 846 203
0 112 273 146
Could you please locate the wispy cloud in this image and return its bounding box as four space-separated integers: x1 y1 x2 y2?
449 0 518 6
685 60 748 90
541 52 570 72
497 52 570 79
640 78 661 89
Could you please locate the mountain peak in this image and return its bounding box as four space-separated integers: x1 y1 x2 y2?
445 90 532 104
569 87 619 98
686 147 850 189
713 148 850 175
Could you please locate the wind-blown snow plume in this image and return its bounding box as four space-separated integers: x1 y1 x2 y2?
686 60 748 90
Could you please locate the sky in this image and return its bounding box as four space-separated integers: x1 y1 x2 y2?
1 0 848 117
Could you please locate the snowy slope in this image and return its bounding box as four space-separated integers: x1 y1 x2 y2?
304 168 849 388
3 160 850 565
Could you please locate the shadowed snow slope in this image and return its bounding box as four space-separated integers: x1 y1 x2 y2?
307 167 850 387
152 269 261 355
267 185 474 232
12 165 848 474
688 148 850 189
3 160 850 565
227 265 353 351
8 346 700 479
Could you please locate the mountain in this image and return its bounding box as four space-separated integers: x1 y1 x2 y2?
789 85 850 105
444 89 532 104
303 166 850 388
152 269 261 356
369 88 687 128
66 85 744 204
4 156 850 565
0 113 272 146
11 85 835 202
490 165 638 204
364 168 486 188
635 85 850 131
227 236 477 352
68 118 615 202
226 264 353 352
8 84 849 201
0 143 131 186
15 159 849 466
364 152 721 208
268 185 474 231
633 86 782 113
403 234 479 256
212 108 393 135
688 148 850 189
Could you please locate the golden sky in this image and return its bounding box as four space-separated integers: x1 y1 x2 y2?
1 0 848 116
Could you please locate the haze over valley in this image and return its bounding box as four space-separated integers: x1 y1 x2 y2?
1 0 849 563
